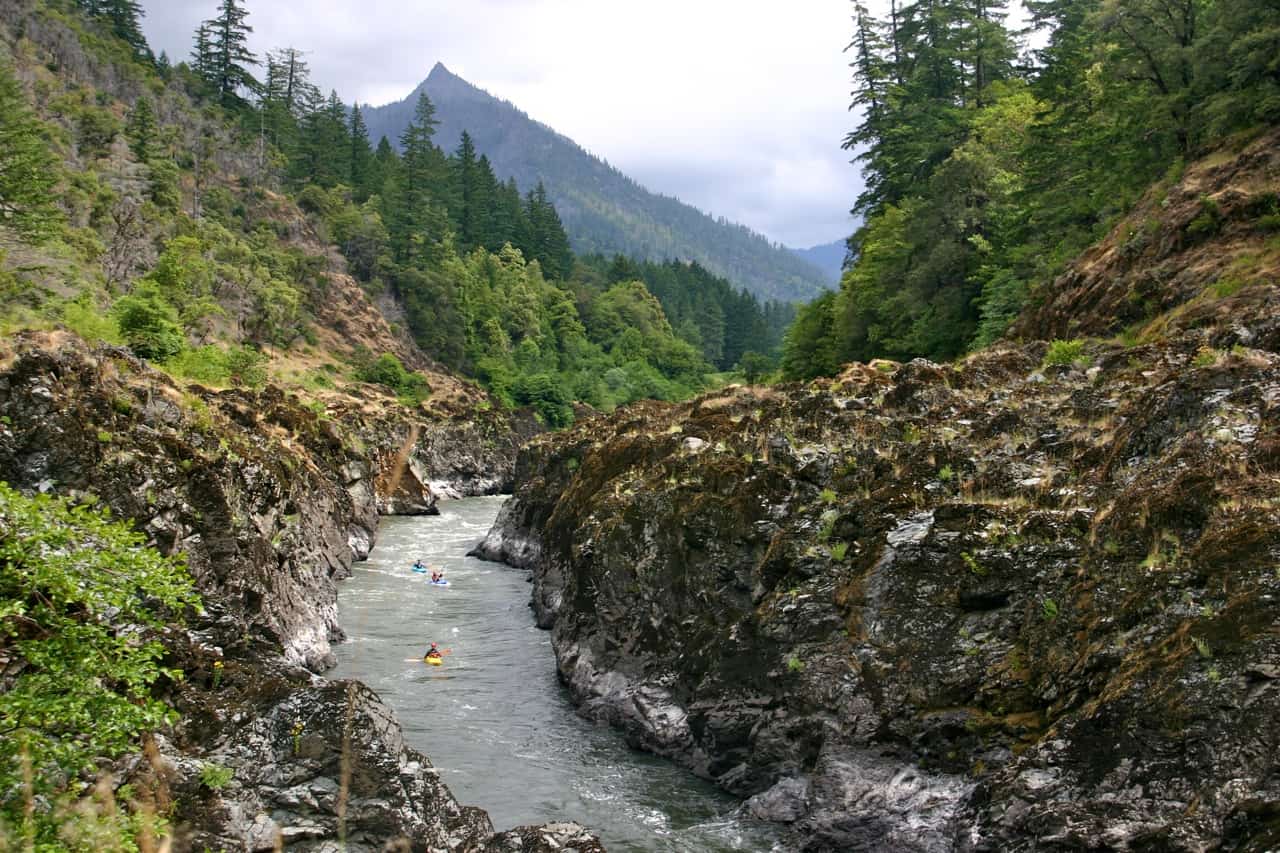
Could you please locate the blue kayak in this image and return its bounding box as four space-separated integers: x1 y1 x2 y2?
429 579 450 587
411 566 428 573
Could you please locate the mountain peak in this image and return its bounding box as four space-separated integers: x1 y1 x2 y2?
362 69 831 302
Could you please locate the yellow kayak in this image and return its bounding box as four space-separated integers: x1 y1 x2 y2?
425 656 444 666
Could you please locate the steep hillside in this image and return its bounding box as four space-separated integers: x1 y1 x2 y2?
363 63 831 303
1011 127 1280 350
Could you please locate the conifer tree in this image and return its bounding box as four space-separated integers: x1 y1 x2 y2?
388 92 448 264
125 96 157 162
191 23 213 84
204 0 258 107
0 62 60 241
101 0 149 59
451 130 485 251
349 103 373 198
525 182 573 280
371 135 396 196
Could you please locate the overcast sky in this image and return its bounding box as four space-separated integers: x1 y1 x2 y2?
141 2 876 248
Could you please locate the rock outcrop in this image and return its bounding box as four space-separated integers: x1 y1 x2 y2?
479 337 1280 851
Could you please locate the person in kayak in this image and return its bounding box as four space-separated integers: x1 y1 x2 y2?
424 642 443 663
413 560 427 572
430 566 445 583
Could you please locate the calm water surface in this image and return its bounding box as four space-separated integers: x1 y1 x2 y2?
330 496 781 852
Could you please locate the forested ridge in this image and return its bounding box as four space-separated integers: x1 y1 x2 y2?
782 0 1280 379
362 64 833 304
1 0 792 428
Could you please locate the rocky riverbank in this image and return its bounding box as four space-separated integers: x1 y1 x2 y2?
0 331 597 851
476 335 1280 851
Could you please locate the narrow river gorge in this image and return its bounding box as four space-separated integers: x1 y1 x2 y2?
330 497 781 851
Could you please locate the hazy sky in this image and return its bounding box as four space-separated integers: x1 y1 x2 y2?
141 2 870 248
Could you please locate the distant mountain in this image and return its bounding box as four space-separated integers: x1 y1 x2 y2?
790 240 848 285
363 64 831 303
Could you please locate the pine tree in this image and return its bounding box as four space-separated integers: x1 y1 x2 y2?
475 153 501 250
101 0 149 59
525 182 573 280
371 135 397 197
191 23 214 85
349 103 374 199
292 90 349 187
0 62 60 241
125 96 157 162
451 130 483 251
204 0 259 107
388 92 449 264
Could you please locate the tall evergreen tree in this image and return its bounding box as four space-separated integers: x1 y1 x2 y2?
451 130 487 251
349 104 373 198
204 0 258 107
125 96 157 162
524 182 573 280
0 62 60 241
190 22 213 84
388 91 448 264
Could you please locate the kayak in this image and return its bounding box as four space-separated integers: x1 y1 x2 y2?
425 656 444 666
411 566 428 573
429 579 450 587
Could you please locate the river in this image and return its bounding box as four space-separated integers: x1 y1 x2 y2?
330 496 782 852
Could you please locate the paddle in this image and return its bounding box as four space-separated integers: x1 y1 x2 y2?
402 648 454 662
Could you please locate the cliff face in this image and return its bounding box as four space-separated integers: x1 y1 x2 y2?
0 332 593 850
477 335 1280 850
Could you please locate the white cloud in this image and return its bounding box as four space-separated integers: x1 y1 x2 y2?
141 0 867 247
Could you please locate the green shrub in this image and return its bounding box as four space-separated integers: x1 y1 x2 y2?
0 484 199 846
61 298 122 344
113 284 185 362
1186 196 1224 238
199 762 234 790
166 345 229 384
514 373 574 428
225 345 268 389
1043 339 1088 368
356 353 432 403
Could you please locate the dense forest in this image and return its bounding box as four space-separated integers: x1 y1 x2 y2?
2 0 793 427
782 0 1280 379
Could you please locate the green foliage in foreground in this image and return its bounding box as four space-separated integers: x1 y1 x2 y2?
0 483 199 848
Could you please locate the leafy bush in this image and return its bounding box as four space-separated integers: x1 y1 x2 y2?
113 284 185 361
61 297 122 344
514 373 574 428
356 353 431 403
0 483 199 846
199 762 235 790
225 345 268 388
1043 339 1088 368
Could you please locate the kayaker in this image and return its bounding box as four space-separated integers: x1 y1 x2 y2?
430 566 445 583
413 560 426 572
424 642 443 663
